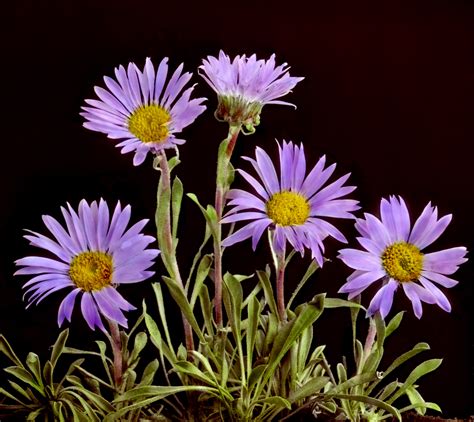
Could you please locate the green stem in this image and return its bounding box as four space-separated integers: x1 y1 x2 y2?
158 151 195 353
213 124 241 328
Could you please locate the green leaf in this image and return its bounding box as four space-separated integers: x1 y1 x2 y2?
324 393 402 421
0 335 24 367
115 384 220 402
385 311 404 337
329 372 377 394
398 401 442 415
50 329 69 371
139 359 159 386
257 396 291 409
406 385 427 415
367 342 430 395
144 311 176 364
173 360 215 385
261 294 325 390
0 385 30 406
58 358 85 390
322 298 366 310
26 353 43 389
374 313 386 352
297 324 313 374
171 176 183 241
289 376 330 402
199 284 214 336
7 380 33 401
27 407 46 420
257 270 278 316
151 283 175 355
65 382 114 413
187 193 218 238
189 254 212 309
4 366 43 395
248 364 266 390
43 361 53 390
128 332 147 365
162 276 205 343
286 261 319 309
337 363 347 384
377 380 400 401
246 295 260 375
223 272 244 340
387 359 442 405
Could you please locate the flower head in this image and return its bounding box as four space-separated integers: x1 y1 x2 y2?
221 141 359 266
338 196 468 319
15 199 160 331
199 51 303 132
82 58 206 166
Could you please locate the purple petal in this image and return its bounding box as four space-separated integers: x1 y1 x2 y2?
57 288 81 326
81 293 105 331
338 249 381 271
93 289 128 328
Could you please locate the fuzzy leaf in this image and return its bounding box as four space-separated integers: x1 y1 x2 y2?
385 311 404 337
0 335 24 367
128 332 147 365
162 276 205 343
190 254 212 309
257 270 278 316
50 329 69 370
289 376 330 402
171 176 183 241
139 359 159 386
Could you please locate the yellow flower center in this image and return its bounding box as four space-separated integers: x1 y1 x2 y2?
69 251 113 292
266 191 310 226
128 104 171 144
381 242 423 283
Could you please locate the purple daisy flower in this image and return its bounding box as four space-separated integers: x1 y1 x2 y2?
82 57 206 166
338 196 468 319
15 199 159 331
199 51 303 131
221 141 359 266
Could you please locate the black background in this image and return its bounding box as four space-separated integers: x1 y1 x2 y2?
2 0 473 418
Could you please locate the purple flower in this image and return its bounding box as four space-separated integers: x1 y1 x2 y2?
199 51 303 131
15 199 159 331
82 57 206 166
221 141 359 266
338 196 468 319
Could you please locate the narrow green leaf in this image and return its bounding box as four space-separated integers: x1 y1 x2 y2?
0 335 24 368
27 407 46 420
0 385 30 406
7 380 33 401
323 393 402 421
57 358 85 390
246 295 260 375
257 270 278 316
43 361 53 390
171 176 183 241
144 312 176 364
115 384 219 402
337 363 347 384
151 283 175 355
26 353 43 388
289 376 330 402
377 380 400 401
374 313 386 352
261 294 325 390
50 329 69 371
387 359 442 405
406 385 426 415
385 311 404 337
139 359 159 386
323 298 366 310
128 332 147 365
173 360 215 385
223 272 243 339
199 284 214 336
187 193 218 238
297 325 313 375
4 366 43 395
248 364 266 390
189 254 212 309
397 401 441 415
367 342 430 395
162 276 205 343
257 396 291 409
329 372 377 394
286 261 319 309
65 383 114 413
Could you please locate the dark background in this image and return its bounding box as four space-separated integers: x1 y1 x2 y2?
2 0 473 418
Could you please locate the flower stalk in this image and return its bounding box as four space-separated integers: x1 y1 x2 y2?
157 151 195 352
213 124 241 328
107 319 123 390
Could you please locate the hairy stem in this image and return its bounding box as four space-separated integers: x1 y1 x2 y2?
108 320 123 390
158 151 195 352
276 250 287 322
213 124 241 328
361 316 377 370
